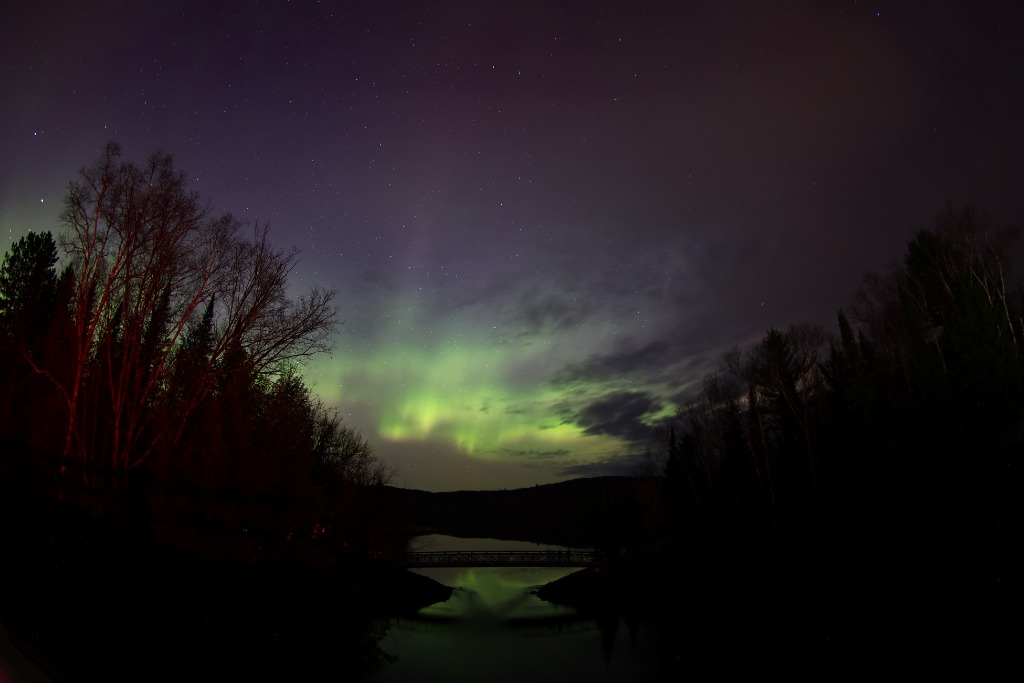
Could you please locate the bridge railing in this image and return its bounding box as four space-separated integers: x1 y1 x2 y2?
403 549 595 568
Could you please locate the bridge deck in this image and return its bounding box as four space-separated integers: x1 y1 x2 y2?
403 549 595 568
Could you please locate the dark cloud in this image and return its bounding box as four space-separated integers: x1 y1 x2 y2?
551 337 717 391
553 339 676 384
571 391 663 444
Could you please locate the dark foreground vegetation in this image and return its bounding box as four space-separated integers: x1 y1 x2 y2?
539 204 1021 675
0 441 459 681
0 145 421 680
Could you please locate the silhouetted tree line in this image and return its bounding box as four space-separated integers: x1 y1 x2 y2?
663 204 1021 563
0 143 396 564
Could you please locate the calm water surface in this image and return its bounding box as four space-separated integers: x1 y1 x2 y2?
370 535 665 682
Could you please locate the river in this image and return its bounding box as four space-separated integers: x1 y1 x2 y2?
369 535 667 682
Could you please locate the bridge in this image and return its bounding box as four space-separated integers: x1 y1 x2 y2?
402 549 596 568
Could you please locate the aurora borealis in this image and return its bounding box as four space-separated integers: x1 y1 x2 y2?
4 1 1024 490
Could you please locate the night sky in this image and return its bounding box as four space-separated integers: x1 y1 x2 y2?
3 1 1023 491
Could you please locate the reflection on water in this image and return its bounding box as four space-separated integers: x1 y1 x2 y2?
371 535 662 682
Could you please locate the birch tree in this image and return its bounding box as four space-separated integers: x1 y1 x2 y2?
51 143 338 470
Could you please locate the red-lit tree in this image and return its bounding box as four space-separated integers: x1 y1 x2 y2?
47 142 338 471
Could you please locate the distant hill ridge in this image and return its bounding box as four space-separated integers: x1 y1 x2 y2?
374 476 659 549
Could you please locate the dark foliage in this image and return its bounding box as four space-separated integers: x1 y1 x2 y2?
642 205 1021 675
0 146 400 574
661 204 1020 591
0 230 59 349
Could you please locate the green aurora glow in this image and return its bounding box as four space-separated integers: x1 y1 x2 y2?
306 313 670 489
300 264 690 491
